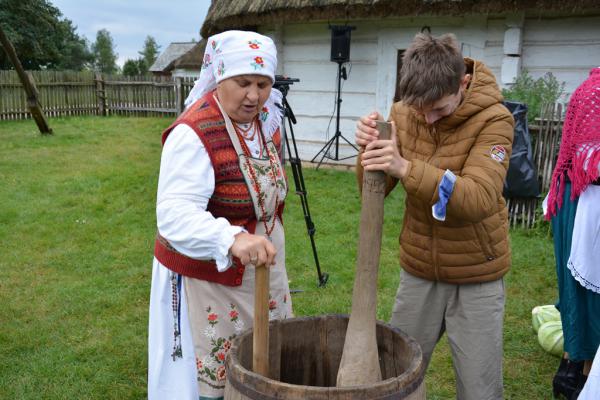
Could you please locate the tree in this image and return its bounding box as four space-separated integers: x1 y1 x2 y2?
122 58 148 76
139 35 160 67
0 0 92 70
137 58 149 76
122 59 140 76
91 29 118 74
55 19 94 70
138 35 160 74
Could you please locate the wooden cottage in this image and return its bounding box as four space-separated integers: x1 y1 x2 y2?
170 40 208 78
200 0 600 165
149 42 197 77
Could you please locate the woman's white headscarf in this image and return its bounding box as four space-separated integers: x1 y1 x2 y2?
184 30 283 138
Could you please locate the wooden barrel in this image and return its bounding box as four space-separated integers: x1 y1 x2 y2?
224 314 425 399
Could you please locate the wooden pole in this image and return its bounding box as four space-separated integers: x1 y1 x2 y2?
337 120 391 387
175 77 184 115
94 73 106 116
0 25 52 134
253 264 270 377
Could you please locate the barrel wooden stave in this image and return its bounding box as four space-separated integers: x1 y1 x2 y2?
225 315 425 399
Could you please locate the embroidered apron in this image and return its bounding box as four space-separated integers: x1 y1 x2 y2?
183 97 292 398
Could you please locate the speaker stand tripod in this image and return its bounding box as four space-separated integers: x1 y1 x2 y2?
275 77 329 287
311 61 359 169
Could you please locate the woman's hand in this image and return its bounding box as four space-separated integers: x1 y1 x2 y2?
230 232 277 267
356 111 385 149
360 121 410 179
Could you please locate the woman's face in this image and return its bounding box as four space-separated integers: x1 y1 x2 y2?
216 75 273 123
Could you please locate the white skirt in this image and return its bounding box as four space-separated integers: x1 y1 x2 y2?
578 344 600 399
567 185 600 293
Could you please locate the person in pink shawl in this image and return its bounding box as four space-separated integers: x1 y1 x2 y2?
544 67 600 400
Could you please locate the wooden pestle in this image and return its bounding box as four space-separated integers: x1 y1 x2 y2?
253 264 270 377
336 120 391 386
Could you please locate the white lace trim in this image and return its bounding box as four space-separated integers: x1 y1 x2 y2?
567 259 600 294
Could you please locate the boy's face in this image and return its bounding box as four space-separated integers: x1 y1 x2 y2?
413 74 471 125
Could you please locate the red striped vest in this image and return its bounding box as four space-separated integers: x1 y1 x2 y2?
154 93 283 286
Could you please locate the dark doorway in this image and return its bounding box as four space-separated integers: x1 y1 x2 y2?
393 49 406 103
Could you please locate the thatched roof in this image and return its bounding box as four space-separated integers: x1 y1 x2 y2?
201 0 600 38
149 42 196 72
173 40 207 70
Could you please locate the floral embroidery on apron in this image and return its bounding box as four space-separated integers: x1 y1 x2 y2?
183 233 292 398
196 303 243 388
214 95 287 240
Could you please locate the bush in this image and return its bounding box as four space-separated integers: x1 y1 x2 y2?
502 70 566 124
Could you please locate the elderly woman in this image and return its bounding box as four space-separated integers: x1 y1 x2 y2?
148 31 292 400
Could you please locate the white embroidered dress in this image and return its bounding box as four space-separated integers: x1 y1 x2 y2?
148 116 292 400
543 146 600 294
566 146 600 294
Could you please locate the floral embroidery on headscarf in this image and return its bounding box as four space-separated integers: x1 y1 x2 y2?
251 56 264 70
248 40 261 49
202 54 212 70
184 31 283 139
217 60 225 76
211 39 222 54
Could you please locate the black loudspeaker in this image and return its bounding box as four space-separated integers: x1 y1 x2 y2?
330 25 355 63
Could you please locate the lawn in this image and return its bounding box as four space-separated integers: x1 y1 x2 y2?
0 116 559 399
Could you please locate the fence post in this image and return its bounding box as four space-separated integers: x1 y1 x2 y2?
95 73 106 116
175 77 184 115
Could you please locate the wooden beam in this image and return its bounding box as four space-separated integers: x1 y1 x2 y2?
0 25 52 134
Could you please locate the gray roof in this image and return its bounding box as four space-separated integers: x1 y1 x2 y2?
149 42 197 72
173 40 207 70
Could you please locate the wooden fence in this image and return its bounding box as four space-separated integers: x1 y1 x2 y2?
506 103 564 229
0 70 195 120
1 69 564 229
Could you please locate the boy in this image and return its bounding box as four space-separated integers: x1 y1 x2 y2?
356 33 514 399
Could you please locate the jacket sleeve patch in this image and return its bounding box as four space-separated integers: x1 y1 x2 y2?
490 145 507 162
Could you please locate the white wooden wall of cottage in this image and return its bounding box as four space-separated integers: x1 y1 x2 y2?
520 16 600 94
171 69 203 78
261 14 600 166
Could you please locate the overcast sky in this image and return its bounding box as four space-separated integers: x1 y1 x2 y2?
51 0 212 67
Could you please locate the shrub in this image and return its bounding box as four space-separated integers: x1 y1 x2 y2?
502 70 566 124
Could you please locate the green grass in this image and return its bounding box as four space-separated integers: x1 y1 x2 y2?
0 116 558 399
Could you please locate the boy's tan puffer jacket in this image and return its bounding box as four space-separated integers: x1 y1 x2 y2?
358 58 514 284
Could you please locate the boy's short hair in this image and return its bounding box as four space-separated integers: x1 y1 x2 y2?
397 33 466 108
